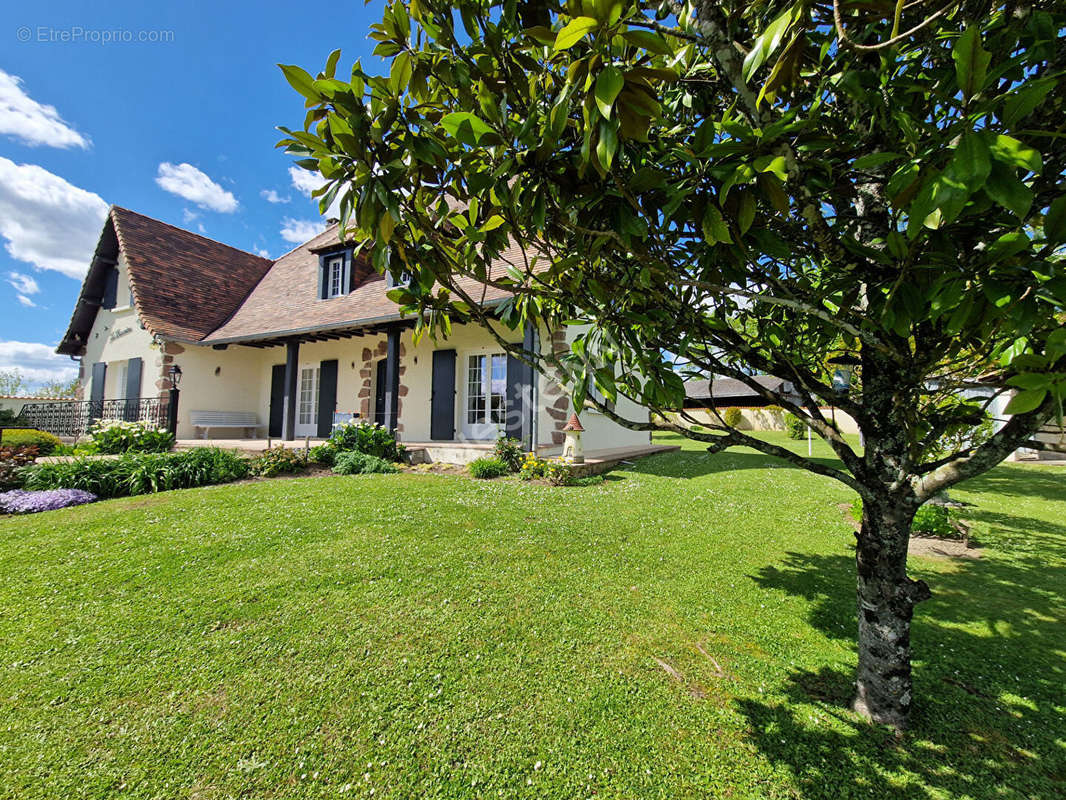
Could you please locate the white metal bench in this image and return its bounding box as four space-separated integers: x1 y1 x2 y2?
189 410 264 439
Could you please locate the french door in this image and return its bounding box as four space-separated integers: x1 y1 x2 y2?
463 352 507 440
294 365 320 437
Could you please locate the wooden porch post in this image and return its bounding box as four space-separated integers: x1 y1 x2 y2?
282 339 300 441
383 328 400 434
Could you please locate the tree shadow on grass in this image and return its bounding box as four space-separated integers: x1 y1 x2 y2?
957 463 1066 505
740 546 1066 798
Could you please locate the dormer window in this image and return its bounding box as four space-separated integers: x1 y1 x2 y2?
385 268 413 289
327 255 344 298
318 249 353 300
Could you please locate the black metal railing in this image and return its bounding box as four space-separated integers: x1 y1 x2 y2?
12 396 170 438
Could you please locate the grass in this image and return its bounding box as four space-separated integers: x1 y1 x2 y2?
0 432 1063 798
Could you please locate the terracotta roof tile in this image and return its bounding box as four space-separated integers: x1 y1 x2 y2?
110 207 273 341
204 224 521 343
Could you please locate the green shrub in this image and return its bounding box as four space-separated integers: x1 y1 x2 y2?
308 442 338 466
784 413 808 440
468 456 509 479
0 408 16 425
723 407 742 427
89 420 174 454
332 451 399 475
0 445 39 489
1 429 62 456
544 460 574 486
327 419 405 461
493 436 524 472
19 448 248 499
249 445 306 477
849 498 960 539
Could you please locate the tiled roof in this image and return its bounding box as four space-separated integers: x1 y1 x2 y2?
60 207 527 353
203 223 519 344
110 207 274 341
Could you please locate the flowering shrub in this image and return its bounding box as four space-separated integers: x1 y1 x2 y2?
493 436 524 472
89 419 174 454
518 452 547 480
468 456 509 479
0 488 96 514
723 407 743 427
0 445 39 489
327 419 405 461
249 445 306 477
332 451 399 474
518 453 574 485
544 460 574 486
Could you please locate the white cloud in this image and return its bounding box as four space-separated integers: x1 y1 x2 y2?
280 217 326 244
182 208 199 223
0 340 78 386
289 166 340 218
255 247 270 258
0 157 108 279
155 162 238 213
7 272 40 295
16 294 37 307
260 189 289 204
0 70 90 149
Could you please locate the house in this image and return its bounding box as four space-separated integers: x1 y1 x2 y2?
53 207 651 461
683 375 859 433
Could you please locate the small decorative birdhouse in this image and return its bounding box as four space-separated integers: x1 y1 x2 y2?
562 413 585 464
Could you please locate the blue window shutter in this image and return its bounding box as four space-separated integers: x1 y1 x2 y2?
317 256 327 299
102 267 119 309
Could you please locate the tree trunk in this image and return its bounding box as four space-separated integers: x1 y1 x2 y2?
852 499 931 730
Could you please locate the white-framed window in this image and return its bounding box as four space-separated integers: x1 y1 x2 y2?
327 256 345 298
117 361 129 400
466 353 507 425
298 366 320 425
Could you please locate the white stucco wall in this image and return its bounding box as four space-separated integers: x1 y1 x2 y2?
81 253 157 405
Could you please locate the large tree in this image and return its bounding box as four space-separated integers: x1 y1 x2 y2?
278 0 1066 729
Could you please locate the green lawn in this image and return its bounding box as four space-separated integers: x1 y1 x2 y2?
1 433 1063 799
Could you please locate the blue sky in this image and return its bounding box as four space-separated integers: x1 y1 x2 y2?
0 0 385 388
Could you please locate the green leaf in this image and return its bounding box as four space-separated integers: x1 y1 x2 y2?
737 191 756 235
702 205 732 245
440 111 494 145
987 230 1032 261
555 16 599 51
596 120 618 170
1001 77 1055 126
279 64 318 100
989 135 1042 173
479 214 506 232
953 25 990 102
1004 388 1047 415
323 49 341 80
389 51 413 94
1045 195 1066 245
621 29 674 55
594 66 625 119
853 152 901 171
985 160 1034 219
743 3 800 82
754 155 788 182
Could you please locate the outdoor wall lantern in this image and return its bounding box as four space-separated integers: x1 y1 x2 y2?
168 364 183 386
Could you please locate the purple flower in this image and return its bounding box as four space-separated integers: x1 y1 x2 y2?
0 489 97 514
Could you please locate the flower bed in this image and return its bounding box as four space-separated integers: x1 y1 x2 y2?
0 488 97 514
